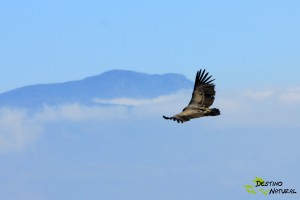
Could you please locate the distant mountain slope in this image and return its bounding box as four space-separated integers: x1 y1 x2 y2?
0 70 193 108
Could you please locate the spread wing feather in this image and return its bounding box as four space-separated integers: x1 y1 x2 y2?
187 69 215 109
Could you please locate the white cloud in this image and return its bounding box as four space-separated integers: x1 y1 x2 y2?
243 89 275 101
0 108 41 153
0 90 191 153
214 88 300 128
93 90 191 107
35 104 129 122
92 90 192 118
1 87 300 153
279 87 300 104
93 97 164 106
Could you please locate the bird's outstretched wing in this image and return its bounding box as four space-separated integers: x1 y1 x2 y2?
163 69 217 123
163 112 190 123
186 69 216 109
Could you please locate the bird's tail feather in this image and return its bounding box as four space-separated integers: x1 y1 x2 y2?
205 108 220 116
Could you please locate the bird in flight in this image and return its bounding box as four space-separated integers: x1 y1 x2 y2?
163 69 220 123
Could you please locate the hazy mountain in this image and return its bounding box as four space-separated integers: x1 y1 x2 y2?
0 69 193 108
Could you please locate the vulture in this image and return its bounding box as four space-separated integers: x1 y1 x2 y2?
163 69 220 123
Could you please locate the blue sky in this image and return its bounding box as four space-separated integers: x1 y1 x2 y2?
1 1 300 200
1 0 300 93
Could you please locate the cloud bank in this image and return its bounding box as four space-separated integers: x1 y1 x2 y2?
1 87 300 153
0 108 40 153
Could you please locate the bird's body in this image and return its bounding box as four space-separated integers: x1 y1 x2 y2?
163 69 220 123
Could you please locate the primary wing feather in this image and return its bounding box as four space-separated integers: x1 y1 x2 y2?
187 69 216 109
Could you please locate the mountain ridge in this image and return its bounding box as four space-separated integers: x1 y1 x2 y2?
0 69 193 108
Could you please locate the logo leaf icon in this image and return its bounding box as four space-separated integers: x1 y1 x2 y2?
245 177 271 195
263 190 269 196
